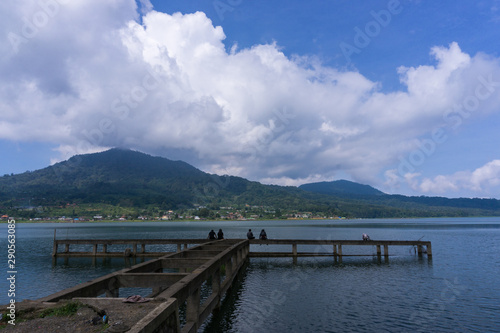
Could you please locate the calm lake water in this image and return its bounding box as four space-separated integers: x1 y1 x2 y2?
1 218 500 332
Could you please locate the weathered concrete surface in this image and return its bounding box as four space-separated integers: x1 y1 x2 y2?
0 298 162 333
41 239 249 333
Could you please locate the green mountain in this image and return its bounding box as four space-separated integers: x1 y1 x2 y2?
0 149 309 211
300 180 500 217
0 148 208 208
1 148 500 219
299 180 385 197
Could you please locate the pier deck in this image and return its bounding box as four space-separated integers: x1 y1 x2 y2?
44 239 249 333
52 238 432 259
44 238 431 332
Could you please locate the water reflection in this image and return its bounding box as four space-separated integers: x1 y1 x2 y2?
200 255 434 333
202 261 250 333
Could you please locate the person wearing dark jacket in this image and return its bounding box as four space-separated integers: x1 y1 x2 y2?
259 229 267 240
217 229 224 239
247 229 255 239
208 229 216 240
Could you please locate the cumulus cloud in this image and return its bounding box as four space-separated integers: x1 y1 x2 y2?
2 1 500 196
137 0 153 15
397 160 500 196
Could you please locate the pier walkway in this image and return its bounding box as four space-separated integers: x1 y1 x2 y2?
44 238 431 332
44 239 249 333
52 238 432 260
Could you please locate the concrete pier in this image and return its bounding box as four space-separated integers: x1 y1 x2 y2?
44 239 249 332
247 239 432 259
46 237 432 332
52 238 432 259
52 238 212 257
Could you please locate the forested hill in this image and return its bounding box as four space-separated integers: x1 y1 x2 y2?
299 180 500 216
1 148 500 218
0 148 308 210
299 180 386 197
0 148 210 208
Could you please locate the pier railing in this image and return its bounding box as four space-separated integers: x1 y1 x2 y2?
248 239 432 258
53 238 432 259
52 238 212 257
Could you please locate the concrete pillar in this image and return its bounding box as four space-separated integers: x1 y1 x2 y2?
186 287 200 328
212 269 221 294
384 245 389 257
164 304 181 333
105 278 119 297
152 286 166 295
105 288 119 298
212 269 221 310
237 249 242 265
226 258 233 277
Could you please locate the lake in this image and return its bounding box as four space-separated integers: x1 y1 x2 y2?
1 218 500 332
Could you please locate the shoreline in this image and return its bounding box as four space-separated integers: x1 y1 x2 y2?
2 215 499 224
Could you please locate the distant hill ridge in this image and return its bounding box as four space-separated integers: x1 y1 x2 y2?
0 148 306 210
299 180 386 197
1 148 500 218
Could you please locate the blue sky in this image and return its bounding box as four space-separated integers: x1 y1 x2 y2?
1 0 500 198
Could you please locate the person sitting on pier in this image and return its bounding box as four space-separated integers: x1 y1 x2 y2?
208 229 217 240
362 233 371 241
259 229 268 240
217 229 224 240
247 229 255 240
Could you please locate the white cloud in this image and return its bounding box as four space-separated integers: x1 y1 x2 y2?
469 160 500 190
1 2 500 196
419 175 460 194
137 0 153 15
396 160 500 196
260 174 327 187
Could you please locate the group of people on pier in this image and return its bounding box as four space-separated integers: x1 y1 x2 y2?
207 228 268 240
209 229 370 241
208 229 225 240
247 229 267 240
